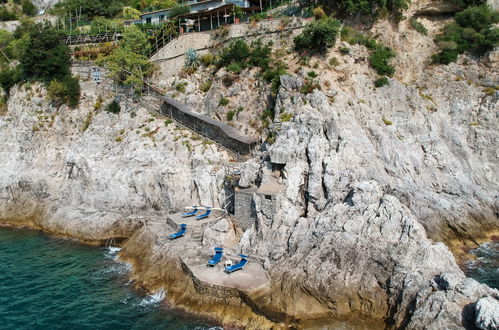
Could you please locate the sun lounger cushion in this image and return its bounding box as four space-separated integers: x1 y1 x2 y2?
207 247 223 266
169 224 187 239
195 208 212 220
225 256 248 273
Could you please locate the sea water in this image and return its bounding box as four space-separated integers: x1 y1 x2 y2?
465 239 499 289
1 227 497 330
0 227 219 330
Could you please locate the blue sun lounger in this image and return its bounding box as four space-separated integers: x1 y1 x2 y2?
207 247 223 266
182 207 198 217
225 254 248 273
195 207 211 220
169 224 187 239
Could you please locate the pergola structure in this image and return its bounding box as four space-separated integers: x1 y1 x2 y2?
177 2 261 33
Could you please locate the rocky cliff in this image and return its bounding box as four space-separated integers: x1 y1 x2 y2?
0 2 498 329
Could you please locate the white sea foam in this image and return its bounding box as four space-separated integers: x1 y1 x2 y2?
138 289 166 306
108 246 122 254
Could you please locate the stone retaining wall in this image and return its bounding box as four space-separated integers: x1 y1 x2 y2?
160 96 258 155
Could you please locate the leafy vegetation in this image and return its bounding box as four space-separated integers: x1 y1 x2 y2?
409 18 427 35
184 48 199 69
294 17 341 53
106 100 121 113
341 27 396 76
327 0 410 18
0 21 80 107
374 76 389 88
97 25 152 92
47 76 81 108
52 0 125 20
433 5 498 64
0 0 37 21
168 4 190 18
218 97 229 106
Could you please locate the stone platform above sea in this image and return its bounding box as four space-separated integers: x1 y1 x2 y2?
166 211 221 228
181 250 270 297
147 212 271 298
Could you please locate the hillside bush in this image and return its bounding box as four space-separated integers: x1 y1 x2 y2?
19 25 71 83
0 67 21 95
374 76 389 87
330 0 409 18
294 17 341 53
47 76 81 108
52 0 124 19
369 45 396 76
168 4 190 18
106 100 121 113
342 28 396 76
434 5 498 63
409 18 428 35
22 0 37 16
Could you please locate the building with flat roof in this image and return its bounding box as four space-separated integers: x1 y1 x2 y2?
139 0 262 32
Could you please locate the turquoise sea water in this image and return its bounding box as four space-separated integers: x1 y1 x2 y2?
0 227 218 330
0 227 497 330
465 239 499 289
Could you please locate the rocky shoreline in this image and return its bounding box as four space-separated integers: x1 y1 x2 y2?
1 7 499 327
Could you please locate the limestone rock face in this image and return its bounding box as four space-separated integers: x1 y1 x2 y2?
0 6 498 328
0 81 231 241
475 296 499 330
237 49 498 325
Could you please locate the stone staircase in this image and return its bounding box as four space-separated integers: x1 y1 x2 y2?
190 227 203 243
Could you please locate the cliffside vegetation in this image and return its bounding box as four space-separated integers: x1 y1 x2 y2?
96 25 152 92
0 0 37 21
434 4 498 64
0 21 80 107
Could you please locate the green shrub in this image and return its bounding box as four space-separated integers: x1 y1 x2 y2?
294 17 341 53
329 57 339 66
340 47 350 55
227 63 242 74
226 109 235 121
300 78 321 94
19 24 71 83
47 76 81 108
0 67 21 95
106 100 121 114
200 80 212 92
175 82 187 93
434 5 499 63
168 4 191 18
200 53 214 66
0 7 18 21
22 0 37 16
307 71 318 78
383 118 393 125
0 96 7 115
409 18 428 35
262 62 288 94
279 112 293 122
375 76 390 87
330 0 410 17
313 7 326 19
218 39 250 68
94 96 103 110
218 97 229 106
248 39 271 68
369 46 396 76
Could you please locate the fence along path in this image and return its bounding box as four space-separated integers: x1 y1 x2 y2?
61 32 122 45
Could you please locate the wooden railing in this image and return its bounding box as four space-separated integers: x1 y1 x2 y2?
61 32 122 45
